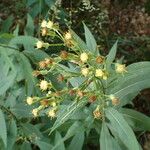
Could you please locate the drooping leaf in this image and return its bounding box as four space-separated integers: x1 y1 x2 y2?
53 131 65 150
35 140 53 150
0 109 7 147
19 53 38 96
67 131 84 150
112 79 150 100
105 108 140 150
25 14 34 36
6 119 17 150
10 103 33 118
64 121 84 140
120 108 150 131
100 122 121 150
21 141 32 150
0 47 16 95
9 36 38 51
1 15 14 33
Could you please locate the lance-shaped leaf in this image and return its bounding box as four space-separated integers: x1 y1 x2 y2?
100 122 121 150
105 108 140 150
50 99 87 134
83 23 98 55
106 40 118 70
120 108 150 131
0 109 7 147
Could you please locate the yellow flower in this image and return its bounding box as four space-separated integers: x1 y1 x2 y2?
80 53 88 63
39 80 49 91
51 102 57 107
46 20 53 29
26 97 33 105
32 108 38 117
41 28 47 36
116 64 127 73
41 20 47 28
64 31 72 40
102 75 108 80
36 40 43 49
95 69 104 77
81 68 89 77
48 109 56 118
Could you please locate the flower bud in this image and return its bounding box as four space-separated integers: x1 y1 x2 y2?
39 61 46 69
80 53 88 63
51 102 57 107
96 56 105 64
26 97 33 105
41 20 47 28
77 90 84 98
40 99 49 107
32 108 38 117
115 64 127 73
64 31 72 40
95 69 104 77
48 109 56 118
109 95 120 106
36 40 43 49
57 74 65 82
93 107 102 119
41 28 47 36
39 80 49 91
81 68 89 77
89 95 97 103
32 70 41 77
46 20 53 29
60 51 68 60
69 89 76 96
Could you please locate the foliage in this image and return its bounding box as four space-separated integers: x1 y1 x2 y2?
0 1 150 150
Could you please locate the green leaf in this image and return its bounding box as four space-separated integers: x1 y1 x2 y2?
21 123 43 138
64 121 84 140
19 53 38 96
9 36 38 51
0 109 7 147
35 140 53 150
120 108 150 131
100 122 121 150
50 100 87 134
70 29 88 51
106 40 118 70
1 15 14 33
67 131 84 150
13 24 19 36
112 79 150 100
105 108 140 150
108 62 150 105
0 48 16 95
25 14 34 36
6 119 17 150
10 103 33 118
53 131 65 150
83 23 98 55
21 141 32 150
24 49 49 63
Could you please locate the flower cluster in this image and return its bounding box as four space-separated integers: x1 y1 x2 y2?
27 20 127 119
